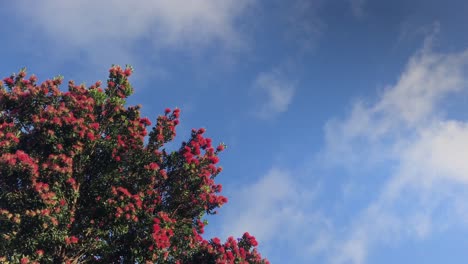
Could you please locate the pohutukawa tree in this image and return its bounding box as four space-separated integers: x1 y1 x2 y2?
0 66 268 264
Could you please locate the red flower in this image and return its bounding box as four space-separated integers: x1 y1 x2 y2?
173 108 180 118
87 132 95 141
148 162 159 170
67 236 79 244
66 178 76 185
3 77 14 86
140 117 151 126
212 237 221 245
90 123 100 130
210 156 220 164
124 68 132 77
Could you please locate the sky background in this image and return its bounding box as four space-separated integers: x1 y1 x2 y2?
2 1 468 263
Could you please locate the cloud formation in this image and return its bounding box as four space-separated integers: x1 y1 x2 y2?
19 0 252 46
220 168 327 261
15 0 254 67
323 41 468 263
253 70 296 119
323 43 468 168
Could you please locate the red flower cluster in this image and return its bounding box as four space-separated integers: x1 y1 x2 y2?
65 236 79 245
197 234 268 264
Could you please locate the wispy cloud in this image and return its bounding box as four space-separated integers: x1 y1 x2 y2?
253 70 296 119
322 37 468 168
21 0 252 46
221 168 311 241
286 0 325 53
322 36 468 263
220 168 328 261
14 0 254 68
349 0 366 18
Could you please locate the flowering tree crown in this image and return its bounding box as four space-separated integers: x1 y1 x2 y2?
0 66 268 264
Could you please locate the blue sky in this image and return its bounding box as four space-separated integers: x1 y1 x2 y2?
3 1 468 263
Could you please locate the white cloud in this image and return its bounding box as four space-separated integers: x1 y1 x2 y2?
322 44 468 168
15 0 254 68
253 70 296 119
18 0 252 47
373 49 467 126
321 38 468 263
220 168 328 260
221 168 309 241
403 121 468 184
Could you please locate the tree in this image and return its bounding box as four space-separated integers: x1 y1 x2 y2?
0 66 268 264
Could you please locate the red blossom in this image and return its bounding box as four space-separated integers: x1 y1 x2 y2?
123 68 132 77
210 156 220 164
148 162 159 170
86 131 95 141
3 77 14 86
217 144 225 151
65 236 79 245
90 123 100 130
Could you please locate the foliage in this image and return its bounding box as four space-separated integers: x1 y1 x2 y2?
0 66 268 264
